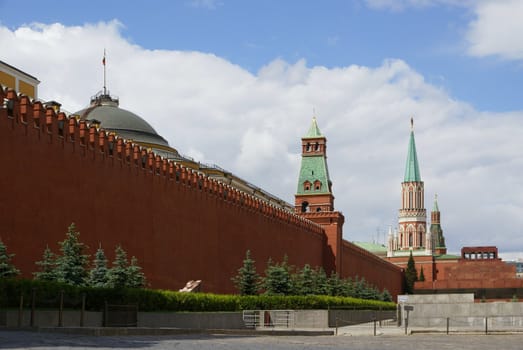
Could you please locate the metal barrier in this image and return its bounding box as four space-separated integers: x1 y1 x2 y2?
242 310 295 328
410 315 523 334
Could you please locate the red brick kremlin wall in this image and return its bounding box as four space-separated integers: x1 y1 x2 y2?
0 87 403 296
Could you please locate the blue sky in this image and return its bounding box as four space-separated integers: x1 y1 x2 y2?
2 0 522 111
1 0 522 257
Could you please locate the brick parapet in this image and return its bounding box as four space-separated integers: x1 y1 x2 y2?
0 85 324 237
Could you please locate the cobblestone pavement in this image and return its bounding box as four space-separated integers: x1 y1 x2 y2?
3 330 523 350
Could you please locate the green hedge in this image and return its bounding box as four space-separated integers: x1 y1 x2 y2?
0 279 395 311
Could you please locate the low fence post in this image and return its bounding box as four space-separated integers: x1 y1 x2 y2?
373 318 377 336
80 293 86 327
485 317 488 335
335 317 338 336
30 288 36 327
58 290 64 327
103 301 108 327
446 317 449 334
17 293 23 328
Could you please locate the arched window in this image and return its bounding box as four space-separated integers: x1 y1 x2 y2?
314 180 322 191
314 142 319 151
301 201 309 213
303 181 311 191
316 207 321 212
306 143 311 152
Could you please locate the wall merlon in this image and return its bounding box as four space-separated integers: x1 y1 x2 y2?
2 90 329 242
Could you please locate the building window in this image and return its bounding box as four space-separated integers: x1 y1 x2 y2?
315 142 319 151
303 181 311 191
306 143 311 152
301 201 309 213
314 180 322 191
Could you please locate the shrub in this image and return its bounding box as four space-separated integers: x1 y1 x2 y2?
0 278 396 312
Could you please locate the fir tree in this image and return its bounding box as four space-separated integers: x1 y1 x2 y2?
55 223 89 286
0 239 20 278
126 256 146 288
313 267 329 295
33 245 57 281
107 245 129 288
294 264 315 295
231 250 260 295
88 245 109 288
419 266 426 282
327 272 343 296
381 289 393 302
405 251 418 294
262 256 293 295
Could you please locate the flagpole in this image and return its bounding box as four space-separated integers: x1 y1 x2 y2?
103 49 107 95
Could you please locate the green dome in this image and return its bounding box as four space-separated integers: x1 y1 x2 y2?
75 93 171 149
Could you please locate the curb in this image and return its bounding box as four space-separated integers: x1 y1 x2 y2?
28 327 335 337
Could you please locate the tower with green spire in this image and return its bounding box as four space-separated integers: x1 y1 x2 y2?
295 116 334 213
295 116 344 275
397 118 427 252
430 194 447 254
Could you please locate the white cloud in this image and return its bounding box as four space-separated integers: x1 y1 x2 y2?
466 0 523 60
366 0 523 62
1 21 522 256
365 0 470 11
188 0 222 10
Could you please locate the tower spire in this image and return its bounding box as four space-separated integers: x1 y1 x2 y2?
404 118 421 182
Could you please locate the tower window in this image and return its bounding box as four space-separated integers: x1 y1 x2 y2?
316 207 321 212
315 143 319 151
306 143 311 152
314 180 322 191
301 201 309 213
303 181 311 191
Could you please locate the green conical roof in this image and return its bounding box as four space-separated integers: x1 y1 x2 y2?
432 194 439 212
296 156 331 195
404 128 421 182
304 117 323 138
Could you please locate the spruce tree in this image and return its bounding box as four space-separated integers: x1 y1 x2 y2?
294 264 315 295
88 245 109 288
419 266 426 282
313 267 329 295
231 250 260 295
327 272 343 296
33 245 57 281
381 289 393 302
107 245 129 288
126 256 146 288
262 256 293 295
0 239 20 278
55 223 89 286
405 251 418 294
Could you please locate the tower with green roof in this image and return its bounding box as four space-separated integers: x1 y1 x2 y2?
295 116 344 275
430 194 447 254
397 118 427 252
295 116 334 213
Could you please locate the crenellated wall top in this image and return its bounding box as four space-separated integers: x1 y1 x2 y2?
0 85 324 236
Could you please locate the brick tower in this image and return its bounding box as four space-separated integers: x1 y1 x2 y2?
430 194 447 255
295 116 344 275
397 118 427 252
